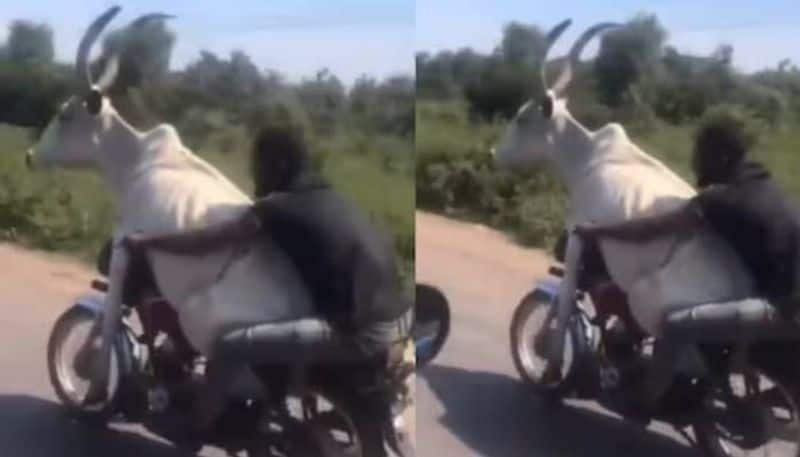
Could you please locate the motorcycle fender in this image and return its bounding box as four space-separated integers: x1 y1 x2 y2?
531 277 561 304
69 296 139 377
531 277 594 342
74 293 106 315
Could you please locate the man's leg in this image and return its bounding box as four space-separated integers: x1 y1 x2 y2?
193 358 243 433
215 316 363 365
194 310 412 438
640 337 684 410
640 298 792 412
185 318 340 438
190 316 357 437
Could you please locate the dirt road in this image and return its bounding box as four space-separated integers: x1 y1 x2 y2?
415 212 700 456
0 243 234 457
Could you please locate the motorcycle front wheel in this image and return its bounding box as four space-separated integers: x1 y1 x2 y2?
509 291 585 400
693 367 800 457
47 306 123 424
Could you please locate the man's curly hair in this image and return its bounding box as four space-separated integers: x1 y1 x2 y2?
251 125 309 197
693 107 760 185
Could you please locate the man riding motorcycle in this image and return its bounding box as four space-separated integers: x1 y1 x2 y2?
84 125 413 443
546 112 800 418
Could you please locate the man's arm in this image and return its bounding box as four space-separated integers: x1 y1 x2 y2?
128 211 261 255
576 201 704 243
542 232 583 380
84 238 129 404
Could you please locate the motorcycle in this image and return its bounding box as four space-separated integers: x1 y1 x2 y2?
510 232 800 457
412 284 450 368
46 241 419 457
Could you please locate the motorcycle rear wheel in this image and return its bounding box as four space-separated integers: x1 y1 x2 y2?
247 388 386 457
693 367 800 457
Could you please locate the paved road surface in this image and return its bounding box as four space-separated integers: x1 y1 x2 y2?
415 212 701 457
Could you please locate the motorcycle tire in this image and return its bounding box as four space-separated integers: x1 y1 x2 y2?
510 290 588 402
692 366 800 457
47 306 124 425
251 387 388 457
413 284 450 368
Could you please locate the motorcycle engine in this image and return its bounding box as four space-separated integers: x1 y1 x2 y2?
599 317 646 391
149 334 199 412
152 335 187 381
604 317 638 359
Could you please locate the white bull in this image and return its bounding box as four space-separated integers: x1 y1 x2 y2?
26 6 313 356
493 19 754 336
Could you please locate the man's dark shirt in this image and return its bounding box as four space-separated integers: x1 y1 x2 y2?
250 173 410 330
692 161 800 302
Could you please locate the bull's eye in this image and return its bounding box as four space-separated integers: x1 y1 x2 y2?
539 97 554 119
85 89 103 115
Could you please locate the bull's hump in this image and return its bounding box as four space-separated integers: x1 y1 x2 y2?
121 169 249 228
144 124 182 152
593 123 627 149
574 160 693 222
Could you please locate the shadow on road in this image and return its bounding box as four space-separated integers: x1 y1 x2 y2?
0 395 193 457
422 364 701 457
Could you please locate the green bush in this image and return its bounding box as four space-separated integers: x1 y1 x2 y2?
416 100 566 246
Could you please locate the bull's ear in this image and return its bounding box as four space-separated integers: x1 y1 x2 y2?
539 95 554 119
85 89 103 115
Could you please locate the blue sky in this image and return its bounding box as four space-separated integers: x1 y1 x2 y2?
418 0 800 73
0 0 414 85
3 2 797 84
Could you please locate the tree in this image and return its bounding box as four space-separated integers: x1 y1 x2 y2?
182 50 267 108
297 68 346 134
499 22 547 68
712 44 733 66
98 18 175 92
450 48 485 87
416 50 458 98
465 56 531 120
0 63 71 128
5 20 54 65
351 75 414 136
594 14 666 106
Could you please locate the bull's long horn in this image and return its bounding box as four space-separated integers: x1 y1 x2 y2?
94 12 175 92
539 19 572 92
76 6 122 88
549 22 620 97
127 13 175 28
